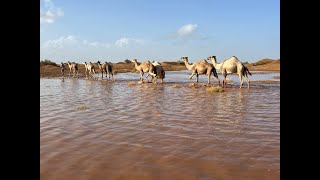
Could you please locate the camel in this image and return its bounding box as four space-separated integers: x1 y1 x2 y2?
66 62 78 78
97 61 114 80
60 62 65 77
82 62 96 79
207 55 252 89
181 57 220 85
131 59 157 83
146 61 165 83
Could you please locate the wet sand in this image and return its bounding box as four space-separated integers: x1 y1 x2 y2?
41 71 280 180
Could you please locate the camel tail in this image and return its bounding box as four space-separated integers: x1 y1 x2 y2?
243 65 252 76
108 65 113 75
162 69 165 79
212 68 218 78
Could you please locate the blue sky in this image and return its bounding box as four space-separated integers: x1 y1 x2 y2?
40 0 279 63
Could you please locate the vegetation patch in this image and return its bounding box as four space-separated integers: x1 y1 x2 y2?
77 105 87 110
40 59 58 66
171 84 182 88
206 86 224 93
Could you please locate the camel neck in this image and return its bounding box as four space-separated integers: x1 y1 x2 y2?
133 61 139 69
184 61 193 70
211 59 221 70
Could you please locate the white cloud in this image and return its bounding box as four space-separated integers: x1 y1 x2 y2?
176 24 198 37
40 0 64 24
115 38 129 47
41 35 148 61
115 37 145 48
88 42 111 48
42 36 145 49
42 35 111 49
43 35 76 48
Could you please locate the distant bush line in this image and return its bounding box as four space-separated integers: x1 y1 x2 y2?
40 59 58 66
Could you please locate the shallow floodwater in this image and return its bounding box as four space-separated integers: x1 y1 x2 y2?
40 71 280 180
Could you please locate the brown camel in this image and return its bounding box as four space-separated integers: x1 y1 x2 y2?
97 61 114 81
131 59 157 83
145 61 165 84
181 57 220 85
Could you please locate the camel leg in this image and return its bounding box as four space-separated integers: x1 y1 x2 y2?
153 76 157 84
105 69 109 80
239 74 243 89
207 74 211 85
140 72 144 82
189 73 195 80
196 74 199 84
245 74 250 89
222 74 227 88
216 77 221 86
101 70 103 79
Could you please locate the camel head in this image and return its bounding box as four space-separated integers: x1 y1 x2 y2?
153 61 161 66
207 56 217 63
180 57 188 62
97 61 101 64
131 59 137 63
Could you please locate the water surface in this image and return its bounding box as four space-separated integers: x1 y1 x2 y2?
40 71 280 180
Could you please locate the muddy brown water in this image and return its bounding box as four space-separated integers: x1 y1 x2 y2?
40 71 280 180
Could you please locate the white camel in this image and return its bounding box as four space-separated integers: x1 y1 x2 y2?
207 55 252 89
66 62 78 78
82 62 96 79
